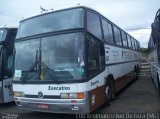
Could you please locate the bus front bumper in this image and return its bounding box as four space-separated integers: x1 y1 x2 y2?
14 97 90 114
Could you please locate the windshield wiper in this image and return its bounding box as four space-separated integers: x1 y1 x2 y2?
21 50 39 82
21 50 58 82
39 62 58 82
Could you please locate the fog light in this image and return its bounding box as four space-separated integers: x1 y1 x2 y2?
13 91 24 97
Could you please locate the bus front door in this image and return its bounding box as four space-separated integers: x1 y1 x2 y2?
1 48 14 103
3 78 13 103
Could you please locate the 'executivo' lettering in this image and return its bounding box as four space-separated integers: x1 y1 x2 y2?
48 86 70 90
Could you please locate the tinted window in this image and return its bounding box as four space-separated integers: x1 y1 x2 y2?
127 35 132 48
134 40 137 50
42 33 84 68
121 31 128 47
87 11 102 40
113 27 122 46
14 33 85 81
135 40 137 50
15 39 40 70
136 41 139 50
102 19 114 44
8 30 17 44
87 37 105 78
4 49 14 77
131 38 134 49
87 37 99 78
41 33 85 81
138 42 140 50
17 8 84 38
98 43 105 71
87 38 99 70
131 38 135 50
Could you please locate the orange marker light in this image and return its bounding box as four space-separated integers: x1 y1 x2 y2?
78 92 85 99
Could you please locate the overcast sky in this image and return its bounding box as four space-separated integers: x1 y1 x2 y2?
0 0 159 47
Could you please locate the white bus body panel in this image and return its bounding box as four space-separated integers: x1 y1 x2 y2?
105 45 140 80
13 83 90 114
13 83 78 95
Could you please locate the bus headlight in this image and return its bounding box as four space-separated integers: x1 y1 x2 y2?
13 91 24 97
60 92 84 99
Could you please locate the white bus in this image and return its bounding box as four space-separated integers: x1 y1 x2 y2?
13 7 140 113
148 8 160 95
0 27 17 103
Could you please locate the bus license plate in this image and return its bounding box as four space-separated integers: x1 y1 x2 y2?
37 104 49 109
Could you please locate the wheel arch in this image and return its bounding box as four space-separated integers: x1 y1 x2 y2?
106 74 115 85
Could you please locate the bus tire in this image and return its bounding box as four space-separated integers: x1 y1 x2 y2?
134 66 138 81
136 65 139 80
137 65 140 75
103 77 114 107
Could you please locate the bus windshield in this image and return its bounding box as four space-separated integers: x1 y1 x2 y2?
16 8 84 38
0 29 7 42
14 32 85 82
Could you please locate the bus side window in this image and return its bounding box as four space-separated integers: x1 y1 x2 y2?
127 35 132 49
131 38 135 50
102 19 114 44
3 49 14 77
87 11 102 40
113 26 122 46
88 38 99 69
134 41 136 50
121 31 128 47
87 37 99 78
87 37 105 78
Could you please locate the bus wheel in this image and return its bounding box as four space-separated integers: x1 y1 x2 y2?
104 79 112 106
134 67 138 81
137 65 140 75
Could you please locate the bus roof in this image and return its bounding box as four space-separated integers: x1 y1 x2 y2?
20 6 87 23
19 6 139 43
